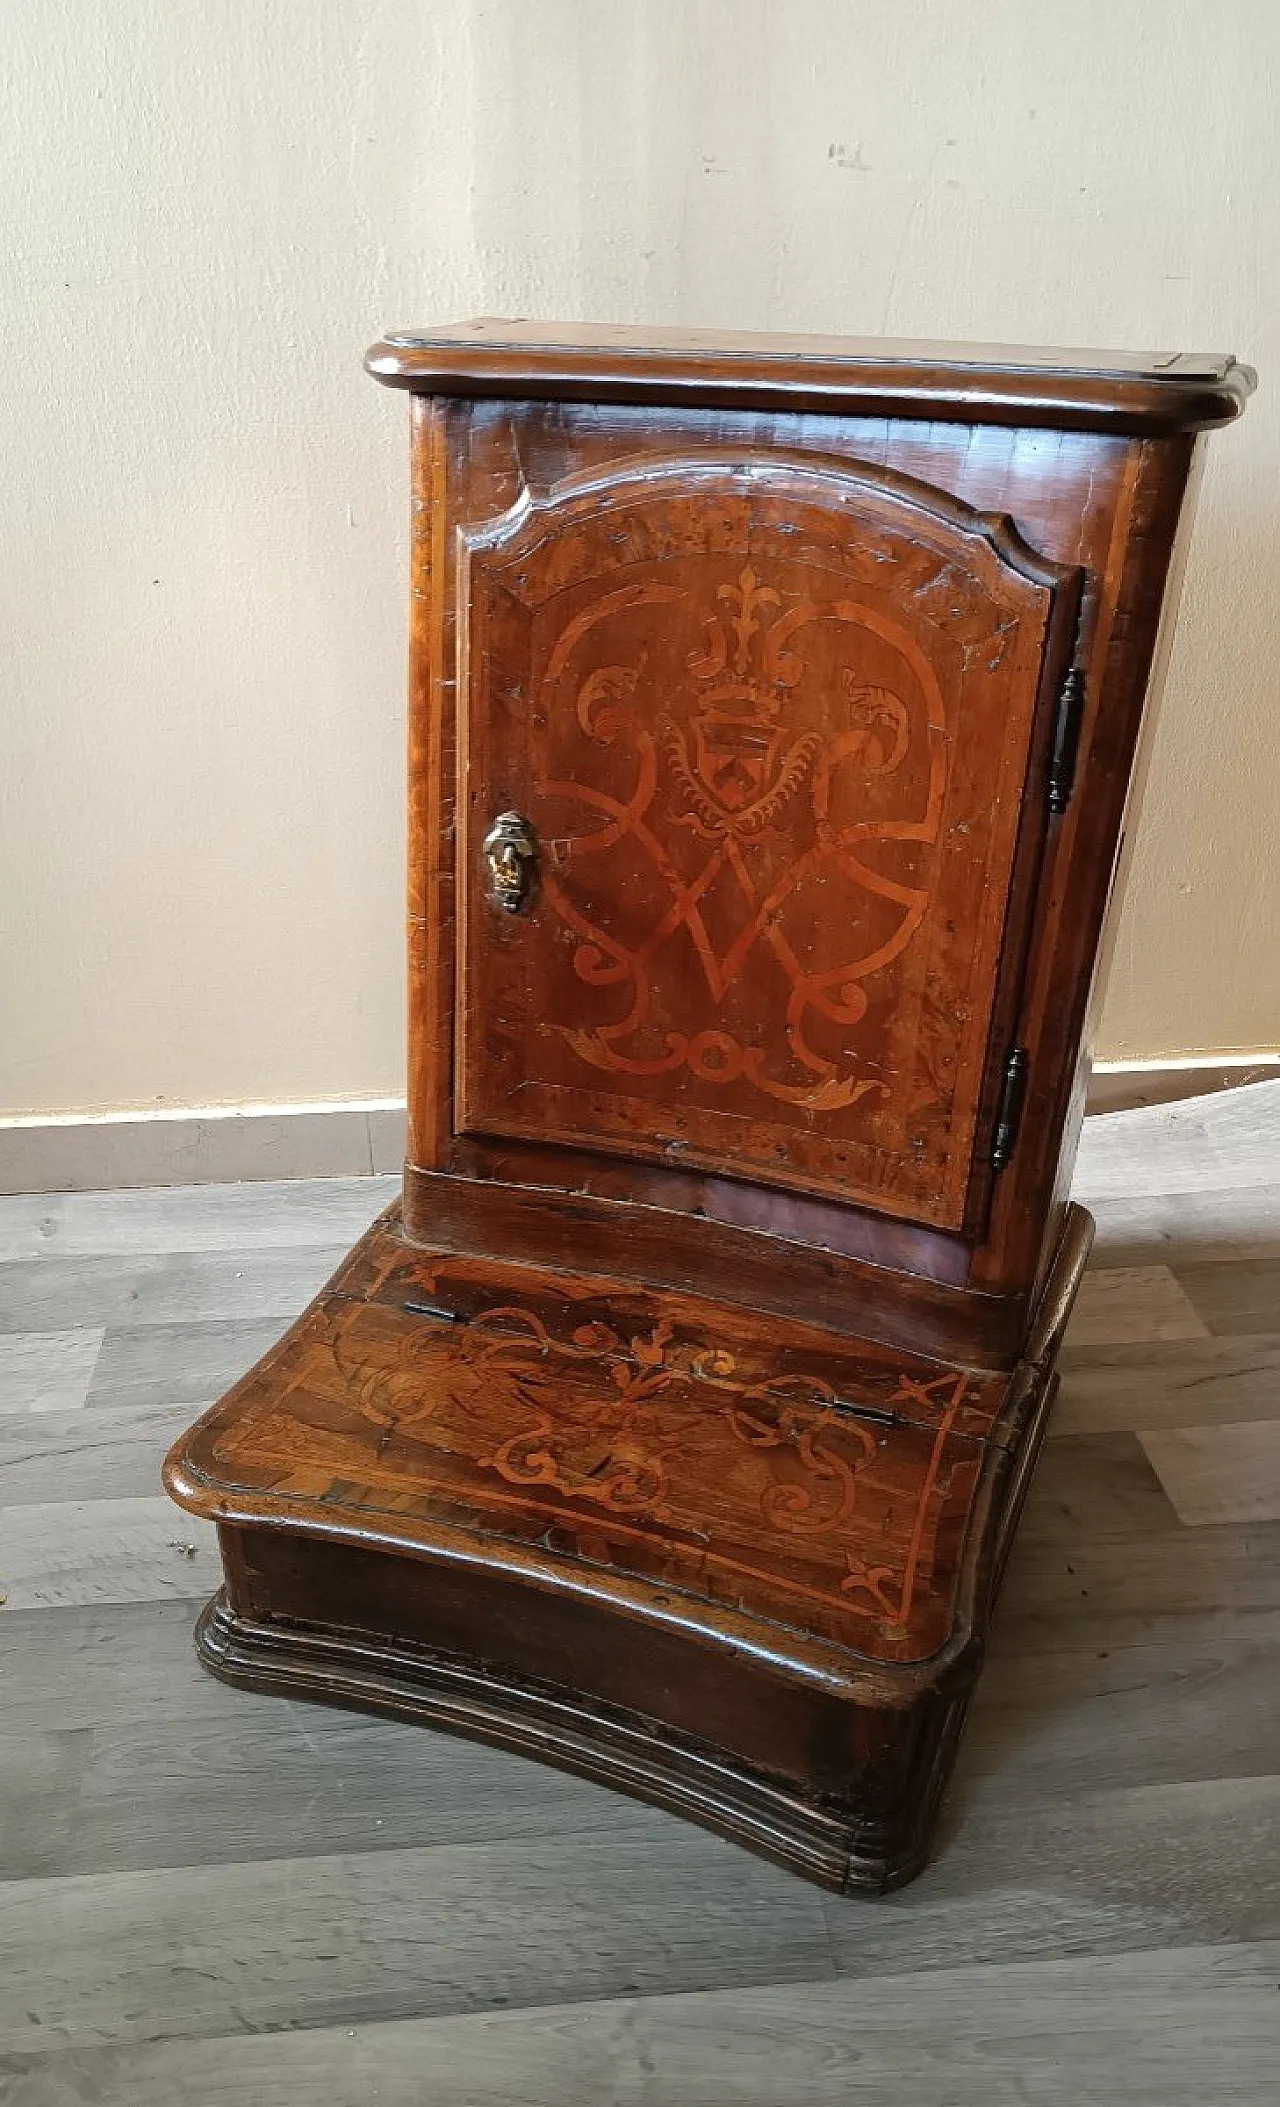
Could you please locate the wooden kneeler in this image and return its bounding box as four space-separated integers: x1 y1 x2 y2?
166 323 1252 1889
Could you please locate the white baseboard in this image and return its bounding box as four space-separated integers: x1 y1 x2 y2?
2 1060 1277 1192
0 1100 407 1194
1086 1055 1280 1116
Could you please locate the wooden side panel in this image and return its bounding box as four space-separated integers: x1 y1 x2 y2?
405 395 454 1171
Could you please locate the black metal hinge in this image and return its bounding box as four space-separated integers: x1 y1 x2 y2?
400 1298 460 1323
991 1046 1029 1172
1047 666 1086 816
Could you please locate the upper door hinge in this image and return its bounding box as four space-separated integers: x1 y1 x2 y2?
991 1046 1029 1172
1047 666 1086 816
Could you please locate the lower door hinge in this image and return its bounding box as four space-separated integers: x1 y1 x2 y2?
991 1046 1029 1171
1047 666 1086 815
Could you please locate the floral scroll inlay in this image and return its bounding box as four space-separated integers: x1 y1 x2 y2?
537 562 949 1115
332 1279 972 1637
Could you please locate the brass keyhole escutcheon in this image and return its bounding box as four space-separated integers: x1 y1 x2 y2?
482 811 538 915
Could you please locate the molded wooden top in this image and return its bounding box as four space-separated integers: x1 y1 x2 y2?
366 318 1255 433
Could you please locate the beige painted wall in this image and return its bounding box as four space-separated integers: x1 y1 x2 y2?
3 0 1276 1118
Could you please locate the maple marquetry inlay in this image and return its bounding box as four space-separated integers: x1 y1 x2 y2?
175 1212 1007 1662
457 454 1078 1230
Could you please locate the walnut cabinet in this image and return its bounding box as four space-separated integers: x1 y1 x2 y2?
166 323 1253 1890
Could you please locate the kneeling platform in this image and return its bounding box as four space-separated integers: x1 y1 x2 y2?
164 1201 1090 1893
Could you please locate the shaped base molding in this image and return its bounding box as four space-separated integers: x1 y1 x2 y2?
194 1579 972 1895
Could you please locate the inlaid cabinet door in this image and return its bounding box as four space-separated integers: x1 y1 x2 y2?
456 453 1081 1232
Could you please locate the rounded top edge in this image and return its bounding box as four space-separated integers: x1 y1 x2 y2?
364 323 1255 435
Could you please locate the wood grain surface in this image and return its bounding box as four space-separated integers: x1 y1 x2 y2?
455 452 1079 1231
166 1207 1015 1667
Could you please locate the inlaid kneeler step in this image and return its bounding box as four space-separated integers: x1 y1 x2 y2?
164 1200 1091 1893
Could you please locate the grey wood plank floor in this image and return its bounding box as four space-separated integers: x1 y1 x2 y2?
2 1092 1280 2105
